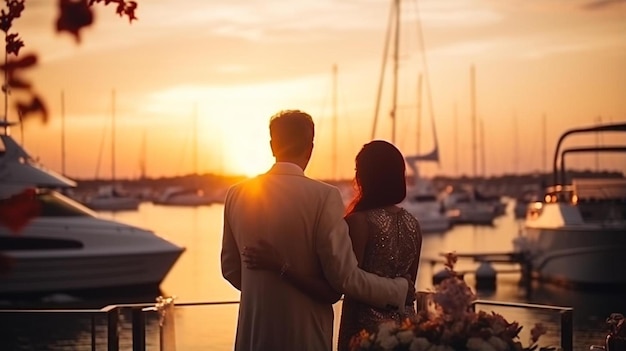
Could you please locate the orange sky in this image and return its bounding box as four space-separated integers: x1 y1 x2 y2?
7 0 626 180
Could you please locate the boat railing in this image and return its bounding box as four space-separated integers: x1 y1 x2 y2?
0 297 575 351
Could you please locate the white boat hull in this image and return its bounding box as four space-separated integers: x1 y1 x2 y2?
1 250 181 295
519 122 626 288
446 202 496 225
154 187 215 207
85 197 141 211
524 225 626 287
154 195 214 207
0 216 184 296
400 203 451 233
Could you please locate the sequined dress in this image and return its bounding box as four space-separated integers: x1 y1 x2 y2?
337 207 421 351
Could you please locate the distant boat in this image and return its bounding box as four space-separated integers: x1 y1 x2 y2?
402 179 451 234
519 122 626 288
513 184 543 219
155 104 217 207
370 0 451 233
439 184 497 225
84 90 140 211
84 184 142 211
401 130 451 233
0 123 184 296
154 186 215 207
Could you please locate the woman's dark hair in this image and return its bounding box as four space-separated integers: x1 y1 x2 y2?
346 140 406 215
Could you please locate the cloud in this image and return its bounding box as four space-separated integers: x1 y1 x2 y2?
582 0 626 10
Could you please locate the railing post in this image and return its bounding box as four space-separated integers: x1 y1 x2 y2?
91 313 97 351
561 309 574 351
132 306 146 351
107 307 119 351
156 296 177 351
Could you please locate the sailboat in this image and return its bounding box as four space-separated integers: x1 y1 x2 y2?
371 0 450 233
398 72 451 233
438 66 497 225
154 104 215 207
84 90 141 211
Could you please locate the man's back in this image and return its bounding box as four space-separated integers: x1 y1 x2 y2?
222 162 345 351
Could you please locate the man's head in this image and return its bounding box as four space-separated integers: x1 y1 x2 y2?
269 110 315 169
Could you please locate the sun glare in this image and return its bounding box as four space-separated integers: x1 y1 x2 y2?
141 77 330 177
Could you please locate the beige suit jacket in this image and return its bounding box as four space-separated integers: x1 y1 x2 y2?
221 162 408 351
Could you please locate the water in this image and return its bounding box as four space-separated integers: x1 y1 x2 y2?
1 200 624 350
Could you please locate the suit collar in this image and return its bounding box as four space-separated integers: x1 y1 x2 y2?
267 162 305 176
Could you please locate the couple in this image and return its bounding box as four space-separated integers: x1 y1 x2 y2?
221 109 423 351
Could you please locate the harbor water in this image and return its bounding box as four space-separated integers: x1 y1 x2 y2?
1 200 624 350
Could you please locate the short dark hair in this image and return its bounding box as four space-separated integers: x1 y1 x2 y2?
269 110 315 159
347 140 406 214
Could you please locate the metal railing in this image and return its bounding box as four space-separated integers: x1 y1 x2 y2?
0 300 239 351
0 298 574 351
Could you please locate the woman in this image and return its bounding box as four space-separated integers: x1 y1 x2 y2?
243 140 423 350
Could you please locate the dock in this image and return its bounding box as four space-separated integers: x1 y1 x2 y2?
423 250 533 294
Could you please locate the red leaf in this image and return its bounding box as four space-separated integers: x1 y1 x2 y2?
124 1 138 23
0 53 37 72
0 11 12 32
0 188 41 233
15 95 48 123
55 0 94 43
5 33 24 56
7 0 26 19
7 75 31 90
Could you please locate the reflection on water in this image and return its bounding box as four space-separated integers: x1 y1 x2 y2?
0 201 622 350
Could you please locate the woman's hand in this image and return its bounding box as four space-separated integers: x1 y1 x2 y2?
242 239 284 272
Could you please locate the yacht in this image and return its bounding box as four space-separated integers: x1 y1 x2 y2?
439 185 497 225
400 151 451 234
520 122 626 288
153 186 215 207
401 182 451 233
0 128 184 296
81 90 141 212
513 184 543 219
82 184 141 211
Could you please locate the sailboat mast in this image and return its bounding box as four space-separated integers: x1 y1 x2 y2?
391 0 401 144
595 115 602 171
416 73 422 154
454 103 458 176
371 0 395 140
542 113 547 173
480 118 486 177
61 90 66 176
513 111 518 174
332 64 338 181
139 128 147 180
470 64 477 178
111 89 116 182
193 103 198 175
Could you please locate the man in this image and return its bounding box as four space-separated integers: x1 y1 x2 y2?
221 110 412 351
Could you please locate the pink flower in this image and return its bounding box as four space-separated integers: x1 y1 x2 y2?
351 252 549 351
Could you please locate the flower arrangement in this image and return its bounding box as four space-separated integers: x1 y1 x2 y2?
349 253 555 351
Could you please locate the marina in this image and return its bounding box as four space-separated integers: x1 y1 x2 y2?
1 114 625 350
0 1 625 350
1 198 625 350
